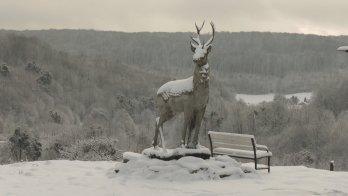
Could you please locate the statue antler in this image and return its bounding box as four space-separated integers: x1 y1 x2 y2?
191 21 205 47
204 22 215 47
195 20 205 35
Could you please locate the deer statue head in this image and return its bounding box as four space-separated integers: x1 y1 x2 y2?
190 21 215 67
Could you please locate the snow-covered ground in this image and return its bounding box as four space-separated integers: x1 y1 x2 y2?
1 159 348 196
236 92 312 105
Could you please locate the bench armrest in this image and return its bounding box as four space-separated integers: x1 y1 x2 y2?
256 144 269 152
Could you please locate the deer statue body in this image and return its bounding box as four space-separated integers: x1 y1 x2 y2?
153 21 215 149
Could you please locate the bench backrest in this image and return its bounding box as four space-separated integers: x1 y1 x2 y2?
208 131 255 151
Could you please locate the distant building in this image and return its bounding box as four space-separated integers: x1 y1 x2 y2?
337 46 348 52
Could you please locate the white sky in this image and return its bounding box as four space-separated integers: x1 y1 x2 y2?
1 0 348 35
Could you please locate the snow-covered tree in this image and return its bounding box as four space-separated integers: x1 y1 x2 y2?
9 128 30 161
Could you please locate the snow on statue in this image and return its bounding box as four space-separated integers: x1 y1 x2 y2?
153 21 215 149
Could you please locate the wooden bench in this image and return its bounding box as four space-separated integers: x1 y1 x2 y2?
208 131 272 172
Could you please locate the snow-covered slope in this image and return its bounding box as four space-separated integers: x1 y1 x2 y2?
0 160 347 196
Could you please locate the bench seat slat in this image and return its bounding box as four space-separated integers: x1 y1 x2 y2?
212 142 254 151
209 132 254 140
213 147 272 159
209 137 253 146
208 131 254 138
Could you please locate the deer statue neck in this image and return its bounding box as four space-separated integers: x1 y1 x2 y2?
190 21 214 92
193 63 210 90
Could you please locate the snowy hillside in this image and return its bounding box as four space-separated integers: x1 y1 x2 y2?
1 160 347 196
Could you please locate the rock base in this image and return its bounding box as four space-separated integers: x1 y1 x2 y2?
139 146 211 161
116 152 256 180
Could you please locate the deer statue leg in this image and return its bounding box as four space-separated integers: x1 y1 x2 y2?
159 125 167 152
186 115 196 148
181 109 193 147
191 107 206 148
152 117 160 147
152 110 174 148
181 118 188 148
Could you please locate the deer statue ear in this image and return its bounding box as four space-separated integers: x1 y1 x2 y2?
191 43 196 52
207 45 212 53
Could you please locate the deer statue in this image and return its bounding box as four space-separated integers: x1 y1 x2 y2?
153 21 215 149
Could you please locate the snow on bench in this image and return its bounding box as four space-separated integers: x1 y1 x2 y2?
208 131 272 172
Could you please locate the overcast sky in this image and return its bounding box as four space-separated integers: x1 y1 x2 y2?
1 0 348 35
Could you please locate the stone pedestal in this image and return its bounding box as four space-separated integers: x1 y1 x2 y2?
140 146 211 161
117 151 255 178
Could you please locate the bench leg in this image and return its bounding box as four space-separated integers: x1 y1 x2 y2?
268 156 271 173
255 158 257 170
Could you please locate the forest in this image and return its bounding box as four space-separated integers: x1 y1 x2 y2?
1 30 348 170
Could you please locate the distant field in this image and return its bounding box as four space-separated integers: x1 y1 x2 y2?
236 92 312 105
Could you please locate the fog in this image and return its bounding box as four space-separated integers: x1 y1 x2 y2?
1 0 348 35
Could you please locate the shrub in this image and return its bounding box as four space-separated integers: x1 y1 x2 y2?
36 71 52 85
25 61 41 73
0 141 12 164
0 63 9 76
59 137 122 161
9 128 30 161
26 138 42 161
8 128 42 161
49 110 62 124
282 150 315 166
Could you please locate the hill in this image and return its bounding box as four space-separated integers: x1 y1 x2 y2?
1 31 348 171
0 33 172 159
7 29 348 93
